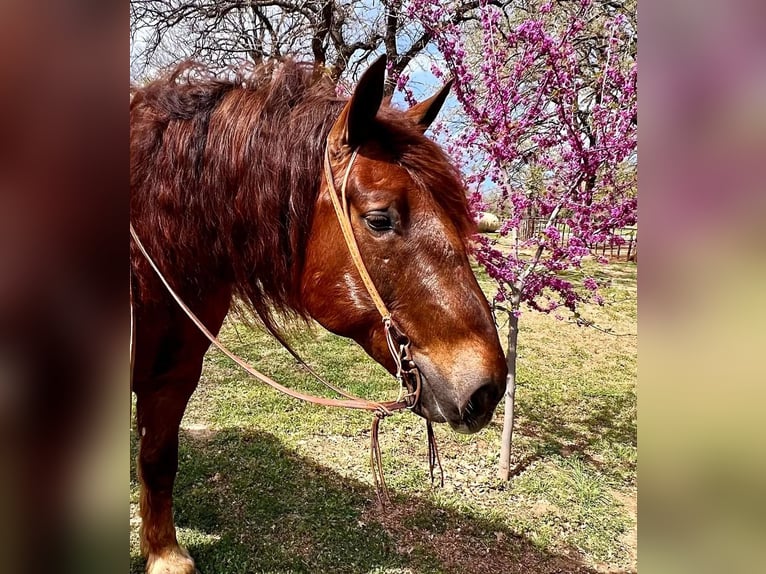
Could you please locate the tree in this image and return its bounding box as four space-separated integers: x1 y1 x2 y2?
130 0 501 93
407 0 637 479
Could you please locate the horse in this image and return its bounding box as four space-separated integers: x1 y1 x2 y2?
130 55 507 574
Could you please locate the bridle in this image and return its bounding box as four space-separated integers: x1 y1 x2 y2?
321 144 423 411
323 142 446 498
130 137 443 504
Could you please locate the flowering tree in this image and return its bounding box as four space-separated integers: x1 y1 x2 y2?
406 0 637 479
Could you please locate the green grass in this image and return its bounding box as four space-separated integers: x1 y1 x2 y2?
130 256 637 573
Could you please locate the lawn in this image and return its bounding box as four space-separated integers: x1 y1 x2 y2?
130 256 637 574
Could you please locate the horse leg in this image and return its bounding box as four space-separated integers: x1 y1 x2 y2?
134 289 230 574
136 370 201 574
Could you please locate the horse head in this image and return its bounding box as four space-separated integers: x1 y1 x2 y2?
302 57 507 434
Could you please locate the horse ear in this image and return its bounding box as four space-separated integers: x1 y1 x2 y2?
329 55 387 150
405 78 454 132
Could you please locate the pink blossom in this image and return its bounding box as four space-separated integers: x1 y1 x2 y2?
583 277 599 291
405 0 636 318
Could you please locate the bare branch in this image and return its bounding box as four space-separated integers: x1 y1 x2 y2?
130 0 501 83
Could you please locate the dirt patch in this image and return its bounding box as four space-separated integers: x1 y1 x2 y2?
531 499 559 517
364 502 600 574
179 423 216 442
610 489 637 571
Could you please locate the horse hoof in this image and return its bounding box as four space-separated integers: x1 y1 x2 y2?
146 546 198 574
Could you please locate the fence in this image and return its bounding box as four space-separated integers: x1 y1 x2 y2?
590 228 637 262
515 217 637 262
517 217 572 244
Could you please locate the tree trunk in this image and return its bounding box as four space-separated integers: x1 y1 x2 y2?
498 304 520 480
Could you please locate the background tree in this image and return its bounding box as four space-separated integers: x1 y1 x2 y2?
130 0 499 93
408 0 637 479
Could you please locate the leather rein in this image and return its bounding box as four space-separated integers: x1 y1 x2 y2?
130 139 443 504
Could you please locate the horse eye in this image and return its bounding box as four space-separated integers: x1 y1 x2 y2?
364 212 393 232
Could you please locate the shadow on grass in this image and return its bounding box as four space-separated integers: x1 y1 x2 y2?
557 261 637 290
130 426 630 574
494 386 636 478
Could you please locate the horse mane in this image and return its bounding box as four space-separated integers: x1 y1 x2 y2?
130 59 473 335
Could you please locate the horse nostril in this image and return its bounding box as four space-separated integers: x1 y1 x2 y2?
461 381 503 425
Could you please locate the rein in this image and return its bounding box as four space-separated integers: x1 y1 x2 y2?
130 140 443 504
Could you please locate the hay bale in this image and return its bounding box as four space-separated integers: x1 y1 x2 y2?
476 212 500 233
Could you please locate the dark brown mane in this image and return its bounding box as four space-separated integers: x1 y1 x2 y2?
130 59 472 334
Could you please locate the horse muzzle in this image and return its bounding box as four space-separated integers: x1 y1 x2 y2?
411 357 506 434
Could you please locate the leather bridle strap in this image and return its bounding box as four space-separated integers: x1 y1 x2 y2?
322 144 423 411
323 146 391 322
323 143 440 503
